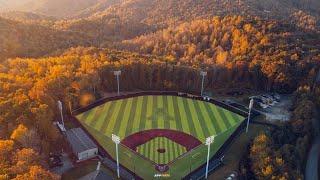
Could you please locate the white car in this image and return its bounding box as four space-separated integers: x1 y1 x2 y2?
259 102 269 109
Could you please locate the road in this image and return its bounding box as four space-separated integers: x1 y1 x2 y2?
305 110 320 180
305 137 320 180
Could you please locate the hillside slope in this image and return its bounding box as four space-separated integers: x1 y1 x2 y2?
53 0 319 45
0 0 101 18
88 0 320 28
0 17 90 61
120 15 320 91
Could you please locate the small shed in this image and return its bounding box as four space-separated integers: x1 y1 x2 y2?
66 128 98 161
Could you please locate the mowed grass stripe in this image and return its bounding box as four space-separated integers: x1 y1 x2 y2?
84 105 101 125
155 138 159 163
216 107 231 128
112 99 129 136
93 103 112 130
175 141 179 158
215 106 231 128
168 137 172 162
145 140 149 163
176 97 191 134
157 96 165 129
170 96 182 131
164 138 168 164
131 96 143 133
84 106 99 124
138 96 148 130
98 101 117 134
159 138 163 164
162 96 170 129
165 138 169 163
125 97 138 136
186 99 206 140
164 138 167 164
163 138 167 164
196 101 217 135
192 101 212 136
150 138 154 163
104 100 123 135
223 109 238 126
118 98 134 138
203 104 222 133
231 112 243 124
209 105 228 131
145 96 153 129
181 98 200 139
77 111 89 121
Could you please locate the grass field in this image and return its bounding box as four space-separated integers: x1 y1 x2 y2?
75 95 245 178
137 137 187 164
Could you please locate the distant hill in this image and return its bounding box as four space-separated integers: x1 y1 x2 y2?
0 0 102 18
86 0 320 28
0 17 90 61
0 11 56 26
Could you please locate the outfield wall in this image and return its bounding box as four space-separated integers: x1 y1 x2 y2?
71 91 255 179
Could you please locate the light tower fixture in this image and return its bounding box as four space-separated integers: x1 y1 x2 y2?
200 71 207 97
246 99 254 133
113 70 121 96
205 135 215 179
112 134 121 178
57 100 65 128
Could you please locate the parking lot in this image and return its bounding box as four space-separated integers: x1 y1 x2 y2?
250 94 293 122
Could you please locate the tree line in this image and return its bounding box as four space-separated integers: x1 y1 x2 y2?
240 85 320 179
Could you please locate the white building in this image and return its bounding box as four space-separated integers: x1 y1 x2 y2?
66 128 98 161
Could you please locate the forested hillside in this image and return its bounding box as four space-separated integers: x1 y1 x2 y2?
0 17 91 62
0 0 102 18
0 11 56 26
0 46 319 178
86 0 320 30
121 15 320 92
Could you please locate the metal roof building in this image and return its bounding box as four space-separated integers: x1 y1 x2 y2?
66 128 98 161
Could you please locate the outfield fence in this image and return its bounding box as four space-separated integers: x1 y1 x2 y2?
71 91 257 179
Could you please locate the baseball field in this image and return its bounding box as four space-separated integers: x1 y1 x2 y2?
75 95 245 178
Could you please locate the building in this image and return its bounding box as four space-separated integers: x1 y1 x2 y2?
66 128 98 161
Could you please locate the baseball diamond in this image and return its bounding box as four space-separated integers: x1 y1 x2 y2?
75 94 246 178
137 137 187 164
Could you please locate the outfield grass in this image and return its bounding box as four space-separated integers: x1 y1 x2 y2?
76 95 243 142
75 95 245 178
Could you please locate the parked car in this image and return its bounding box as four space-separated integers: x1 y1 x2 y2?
259 102 269 109
49 154 63 168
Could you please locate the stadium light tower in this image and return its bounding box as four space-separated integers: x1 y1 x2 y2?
112 134 121 178
200 71 207 96
57 100 65 128
246 99 254 133
205 135 215 179
113 70 121 96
